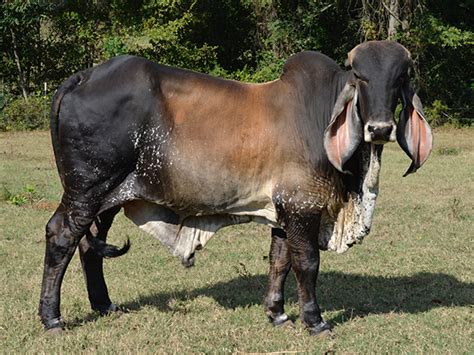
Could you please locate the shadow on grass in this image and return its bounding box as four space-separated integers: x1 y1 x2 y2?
131 272 471 322
69 271 473 328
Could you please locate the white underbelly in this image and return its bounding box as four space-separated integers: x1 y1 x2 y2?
124 183 278 267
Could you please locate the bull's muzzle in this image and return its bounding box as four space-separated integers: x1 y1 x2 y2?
364 122 396 144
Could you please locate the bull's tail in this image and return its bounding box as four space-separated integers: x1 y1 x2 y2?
86 234 131 258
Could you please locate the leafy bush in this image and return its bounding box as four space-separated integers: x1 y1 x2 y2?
1 184 41 206
423 99 472 128
0 95 50 131
423 99 450 127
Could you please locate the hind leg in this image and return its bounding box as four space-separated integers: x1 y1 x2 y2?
39 200 96 331
78 206 120 314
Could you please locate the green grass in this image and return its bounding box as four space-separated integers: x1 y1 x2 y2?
1 129 473 353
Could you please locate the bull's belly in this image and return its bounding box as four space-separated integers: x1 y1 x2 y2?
122 171 278 266
123 199 278 267
158 183 278 222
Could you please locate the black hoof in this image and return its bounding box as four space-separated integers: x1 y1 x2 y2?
308 321 332 337
269 313 293 327
181 253 195 268
94 303 121 315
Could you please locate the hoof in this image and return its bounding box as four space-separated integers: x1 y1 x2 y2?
43 318 64 333
308 321 332 337
105 303 120 313
269 313 293 327
181 253 195 268
45 327 63 335
95 303 121 315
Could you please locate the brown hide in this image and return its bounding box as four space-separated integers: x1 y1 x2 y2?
146 70 321 214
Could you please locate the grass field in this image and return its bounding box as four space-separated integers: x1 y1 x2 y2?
1 129 473 353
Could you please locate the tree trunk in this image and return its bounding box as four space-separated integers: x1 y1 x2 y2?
10 28 28 101
387 0 400 39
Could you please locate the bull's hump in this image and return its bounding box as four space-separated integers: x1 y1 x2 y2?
282 51 341 80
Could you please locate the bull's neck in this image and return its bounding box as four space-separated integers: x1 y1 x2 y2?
284 69 351 171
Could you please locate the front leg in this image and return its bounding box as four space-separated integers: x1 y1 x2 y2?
265 228 292 326
285 214 331 336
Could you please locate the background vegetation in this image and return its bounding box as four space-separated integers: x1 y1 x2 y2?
1 0 473 131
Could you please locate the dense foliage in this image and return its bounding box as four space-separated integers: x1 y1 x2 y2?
1 0 472 131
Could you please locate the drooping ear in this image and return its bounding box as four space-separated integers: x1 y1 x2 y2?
397 84 433 176
324 84 363 173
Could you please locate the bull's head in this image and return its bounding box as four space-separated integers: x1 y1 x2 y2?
324 41 433 176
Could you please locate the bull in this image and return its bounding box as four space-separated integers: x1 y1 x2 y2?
39 40 432 335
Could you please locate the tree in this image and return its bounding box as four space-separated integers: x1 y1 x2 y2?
0 1 55 99
0 0 471 127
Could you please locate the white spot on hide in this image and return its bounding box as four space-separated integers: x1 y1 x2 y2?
320 143 382 253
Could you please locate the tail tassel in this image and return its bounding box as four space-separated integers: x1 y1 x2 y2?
86 235 131 258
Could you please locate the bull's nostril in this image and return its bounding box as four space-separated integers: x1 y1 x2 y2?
372 126 392 140
379 126 392 138
365 123 394 142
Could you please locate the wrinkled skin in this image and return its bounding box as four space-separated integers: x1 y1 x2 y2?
39 40 432 335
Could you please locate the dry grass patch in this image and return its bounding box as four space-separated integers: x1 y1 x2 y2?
0 128 473 352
